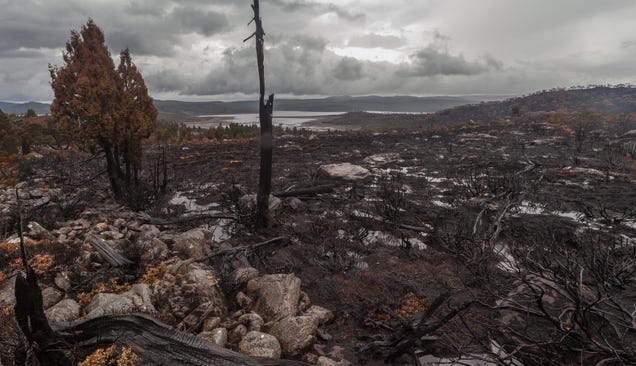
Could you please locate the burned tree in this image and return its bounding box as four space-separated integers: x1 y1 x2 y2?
245 0 275 229
50 19 157 200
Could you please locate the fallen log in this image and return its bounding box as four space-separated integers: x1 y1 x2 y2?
53 313 309 366
87 235 134 267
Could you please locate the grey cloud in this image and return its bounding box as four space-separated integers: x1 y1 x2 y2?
269 0 366 22
146 69 191 92
347 33 406 49
397 45 502 77
621 40 636 49
0 49 47 58
332 57 364 81
172 6 229 36
0 22 69 52
106 6 230 56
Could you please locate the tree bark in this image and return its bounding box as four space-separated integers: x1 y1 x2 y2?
103 143 122 199
249 0 275 229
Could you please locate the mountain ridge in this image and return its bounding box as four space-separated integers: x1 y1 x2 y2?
1 94 508 117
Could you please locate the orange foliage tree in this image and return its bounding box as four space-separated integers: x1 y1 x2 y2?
50 19 156 198
117 48 157 184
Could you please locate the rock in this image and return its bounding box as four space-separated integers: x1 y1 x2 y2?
329 345 346 361
238 331 281 358
138 237 169 264
316 356 351 366
136 224 168 263
179 301 224 331
83 284 155 319
153 261 227 324
238 312 264 332
236 291 253 309
231 266 260 286
305 305 334 325
114 218 127 228
27 221 54 240
363 153 400 165
303 353 319 364
203 317 221 332
318 163 370 181
229 324 248 344
173 228 211 259
102 230 124 240
269 315 319 356
54 271 72 291
238 194 282 214
286 197 303 210
0 275 17 306
247 274 301 322
42 287 63 309
298 291 311 312
46 299 80 323
94 222 109 232
199 328 228 347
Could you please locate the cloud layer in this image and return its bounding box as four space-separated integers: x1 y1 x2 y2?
1 0 636 101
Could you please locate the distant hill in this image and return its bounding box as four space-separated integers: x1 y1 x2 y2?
2 95 506 118
424 86 636 126
0 101 50 115
154 95 507 117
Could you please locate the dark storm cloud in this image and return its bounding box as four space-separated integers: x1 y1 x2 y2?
171 6 229 36
347 33 406 49
332 57 364 81
0 22 69 52
393 30 503 78
2 0 636 101
397 45 502 77
269 0 366 22
107 6 229 56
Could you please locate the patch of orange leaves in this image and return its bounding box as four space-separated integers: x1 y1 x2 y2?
10 254 55 274
140 264 166 285
395 292 427 317
78 345 140 366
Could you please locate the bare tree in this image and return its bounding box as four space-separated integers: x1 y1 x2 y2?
245 0 275 229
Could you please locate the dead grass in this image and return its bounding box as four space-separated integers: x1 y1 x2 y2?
139 264 167 285
78 345 140 366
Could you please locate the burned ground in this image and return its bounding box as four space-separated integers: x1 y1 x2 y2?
1 116 636 365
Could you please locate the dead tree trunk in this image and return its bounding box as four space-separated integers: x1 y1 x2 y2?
14 188 73 365
246 0 274 229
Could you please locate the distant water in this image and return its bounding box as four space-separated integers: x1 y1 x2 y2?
194 111 344 128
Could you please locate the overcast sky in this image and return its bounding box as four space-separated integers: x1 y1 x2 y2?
2 0 636 102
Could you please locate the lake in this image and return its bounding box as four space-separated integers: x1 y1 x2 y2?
189 111 345 130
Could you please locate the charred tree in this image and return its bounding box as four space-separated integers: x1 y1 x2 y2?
245 0 275 229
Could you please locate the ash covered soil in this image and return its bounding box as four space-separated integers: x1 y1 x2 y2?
2 119 636 365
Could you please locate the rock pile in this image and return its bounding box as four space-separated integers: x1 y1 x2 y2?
0 184 344 364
